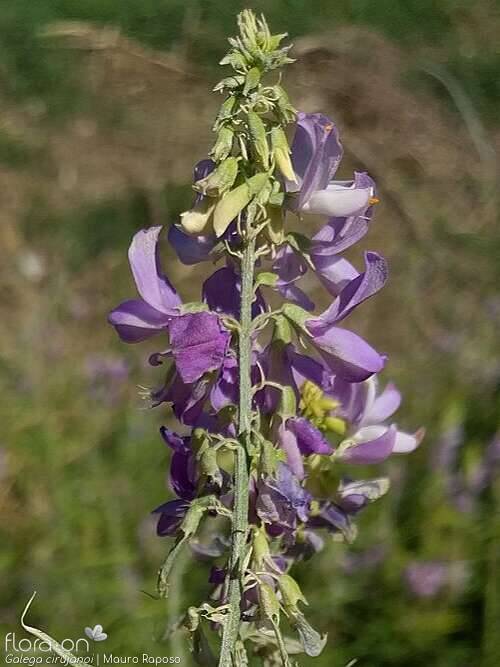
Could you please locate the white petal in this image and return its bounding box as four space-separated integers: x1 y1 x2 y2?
393 428 424 453
353 424 388 444
303 186 371 217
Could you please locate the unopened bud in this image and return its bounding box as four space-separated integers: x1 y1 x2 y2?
243 67 261 95
252 528 271 568
324 416 346 436
278 574 308 610
213 172 268 237
199 447 223 488
265 205 285 244
248 111 270 169
271 127 296 182
194 157 238 197
211 126 234 161
180 199 215 235
258 582 280 621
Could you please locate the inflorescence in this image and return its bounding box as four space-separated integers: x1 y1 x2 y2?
108 10 422 666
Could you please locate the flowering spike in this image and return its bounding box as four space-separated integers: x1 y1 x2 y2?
108 8 421 666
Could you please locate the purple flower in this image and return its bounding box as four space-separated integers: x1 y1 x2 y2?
272 246 315 311
307 501 354 541
308 325 385 384
257 342 326 413
160 427 197 501
256 464 311 532
203 265 266 320
109 227 231 384
287 112 374 217
308 251 388 329
168 312 230 384
273 171 378 308
152 499 190 537
278 417 332 480
325 377 423 464
108 226 182 342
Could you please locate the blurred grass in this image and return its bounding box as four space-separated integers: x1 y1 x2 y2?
1 2 500 666
2 1 500 121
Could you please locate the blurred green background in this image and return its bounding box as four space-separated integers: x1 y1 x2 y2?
1 1 499 666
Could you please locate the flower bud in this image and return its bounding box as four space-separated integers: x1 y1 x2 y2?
194 157 238 197
180 198 215 235
324 416 346 436
247 111 270 169
258 582 280 622
211 126 234 161
213 172 268 237
265 205 285 244
199 446 223 488
252 527 271 568
277 574 308 610
213 96 236 130
271 127 296 182
243 67 261 95
213 75 244 92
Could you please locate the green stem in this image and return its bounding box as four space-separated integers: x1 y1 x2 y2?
218 233 256 667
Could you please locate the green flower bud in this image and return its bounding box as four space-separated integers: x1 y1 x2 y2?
260 439 283 476
324 416 346 436
243 67 261 95
213 96 236 130
274 85 297 123
252 527 271 568
213 172 268 237
278 386 297 421
198 447 223 488
194 157 238 197
213 75 245 92
278 574 308 611
258 582 280 622
219 50 247 71
211 126 234 161
272 314 293 345
271 127 296 182
180 198 215 235
248 111 270 169
265 205 285 244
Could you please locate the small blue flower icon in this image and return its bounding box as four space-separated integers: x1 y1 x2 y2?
84 624 108 642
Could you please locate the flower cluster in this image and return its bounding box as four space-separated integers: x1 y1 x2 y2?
109 10 421 666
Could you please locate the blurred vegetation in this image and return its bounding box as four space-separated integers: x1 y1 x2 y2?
0 2 499 667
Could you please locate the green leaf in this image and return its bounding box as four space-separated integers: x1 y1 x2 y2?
213 96 236 130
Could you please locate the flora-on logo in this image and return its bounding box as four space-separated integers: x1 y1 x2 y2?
84 625 108 642
5 592 102 667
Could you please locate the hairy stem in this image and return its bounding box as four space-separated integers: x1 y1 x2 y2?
218 233 256 667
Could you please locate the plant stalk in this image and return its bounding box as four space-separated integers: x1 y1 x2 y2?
218 233 256 667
